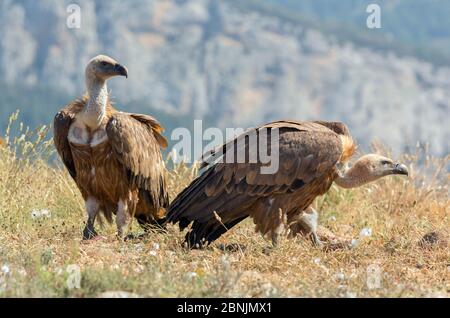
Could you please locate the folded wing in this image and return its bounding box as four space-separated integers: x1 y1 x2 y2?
106 112 169 209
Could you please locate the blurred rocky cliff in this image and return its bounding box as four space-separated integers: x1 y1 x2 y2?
0 0 448 155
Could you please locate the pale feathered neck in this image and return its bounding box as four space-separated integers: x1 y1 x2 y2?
83 76 108 129
334 161 378 189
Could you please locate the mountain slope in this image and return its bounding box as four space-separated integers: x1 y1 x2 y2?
0 0 448 155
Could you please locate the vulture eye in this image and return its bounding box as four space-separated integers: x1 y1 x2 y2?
381 160 391 165
101 61 108 66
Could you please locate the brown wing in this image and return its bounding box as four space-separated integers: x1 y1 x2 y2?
201 120 349 168
106 112 169 209
167 121 344 247
312 120 351 136
53 98 86 179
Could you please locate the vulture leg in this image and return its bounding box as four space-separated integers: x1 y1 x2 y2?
116 199 134 239
82 197 100 240
289 207 323 247
271 232 280 247
269 208 288 247
290 207 351 250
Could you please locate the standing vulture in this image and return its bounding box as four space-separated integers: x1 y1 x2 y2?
54 55 168 239
167 121 409 248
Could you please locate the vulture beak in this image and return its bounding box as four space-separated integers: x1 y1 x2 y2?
114 63 128 78
392 163 409 176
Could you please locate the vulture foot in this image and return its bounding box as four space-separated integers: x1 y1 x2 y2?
116 199 133 240
289 207 321 244
82 226 98 240
310 231 324 247
289 207 351 250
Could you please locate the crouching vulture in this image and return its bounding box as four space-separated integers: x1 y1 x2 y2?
167 120 409 248
54 55 168 239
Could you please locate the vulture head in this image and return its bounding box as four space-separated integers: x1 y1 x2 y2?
85 55 128 82
336 154 409 188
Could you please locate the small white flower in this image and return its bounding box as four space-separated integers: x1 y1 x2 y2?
111 264 120 270
40 209 51 218
334 272 345 281
30 209 52 220
359 228 372 238
1 264 10 274
328 216 337 222
149 250 157 257
151 243 160 251
351 239 359 248
187 272 197 279
31 210 40 219
313 258 321 265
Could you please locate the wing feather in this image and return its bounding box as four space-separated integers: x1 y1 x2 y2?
106 112 169 208
53 98 86 179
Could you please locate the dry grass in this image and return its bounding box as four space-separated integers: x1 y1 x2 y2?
0 115 448 298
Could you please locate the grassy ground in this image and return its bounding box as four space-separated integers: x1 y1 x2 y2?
0 116 448 298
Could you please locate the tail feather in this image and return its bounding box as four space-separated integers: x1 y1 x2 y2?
167 167 215 222
168 176 256 248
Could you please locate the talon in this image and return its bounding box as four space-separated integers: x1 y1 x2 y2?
310 232 323 247
82 227 98 240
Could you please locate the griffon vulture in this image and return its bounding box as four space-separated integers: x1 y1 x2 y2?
167 120 409 248
54 55 168 240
